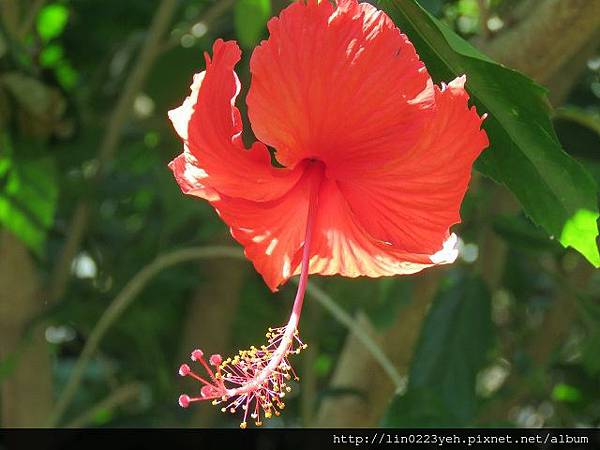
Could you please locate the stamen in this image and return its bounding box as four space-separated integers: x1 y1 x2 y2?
177 161 324 427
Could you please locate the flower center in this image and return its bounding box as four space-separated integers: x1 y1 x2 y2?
177 160 324 428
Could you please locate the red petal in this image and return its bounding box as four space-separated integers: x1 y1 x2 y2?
304 179 458 279
168 39 302 202
337 76 489 255
169 11 487 289
247 0 434 173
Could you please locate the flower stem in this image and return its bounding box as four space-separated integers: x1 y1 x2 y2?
227 161 324 397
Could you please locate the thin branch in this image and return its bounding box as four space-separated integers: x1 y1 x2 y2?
65 382 142 428
157 0 235 54
0 0 20 39
46 246 401 426
49 202 89 303
17 0 47 40
476 0 491 40
47 0 178 305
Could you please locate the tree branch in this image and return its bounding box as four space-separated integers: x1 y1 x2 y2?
0 231 52 427
17 0 46 40
0 0 20 39
316 269 442 427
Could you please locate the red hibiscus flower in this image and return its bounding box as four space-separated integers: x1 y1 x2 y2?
170 0 488 428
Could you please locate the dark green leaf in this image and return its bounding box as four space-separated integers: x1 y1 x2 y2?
493 214 563 253
379 0 600 268
383 272 493 426
419 0 443 16
383 388 459 427
234 0 271 49
554 107 600 161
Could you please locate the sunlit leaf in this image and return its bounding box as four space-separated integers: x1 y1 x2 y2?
40 44 64 67
379 0 600 268
0 141 58 255
55 60 79 89
552 383 582 403
37 4 70 42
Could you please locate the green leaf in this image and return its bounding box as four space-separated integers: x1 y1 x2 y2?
0 140 58 255
383 272 493 426
37 3 70 42
383 388 459 427
40 44 64 67
234 0 271 49
419 0 443 15
554 107 600 161
379 0 600 268
552 383 582 403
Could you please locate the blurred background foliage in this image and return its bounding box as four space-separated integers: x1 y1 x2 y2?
0 0 599 428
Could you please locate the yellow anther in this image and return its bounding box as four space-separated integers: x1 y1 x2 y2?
265 411 272 419
240 422 247 429
256 421 263 427
212 400 218 405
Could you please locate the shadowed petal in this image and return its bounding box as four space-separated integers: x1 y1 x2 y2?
303 179 458 279
212 161 323 291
